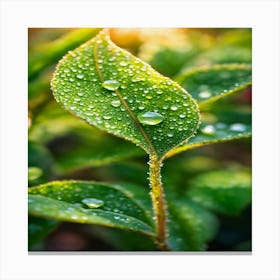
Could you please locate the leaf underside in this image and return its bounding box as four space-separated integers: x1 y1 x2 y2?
28 181 153 235
51 30 200 159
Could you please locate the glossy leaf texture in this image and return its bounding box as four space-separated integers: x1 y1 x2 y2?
166 118 251 158
167 199 219 251
51 30 200 159
176 64 251 107
186 170 252 216
28 181 153 235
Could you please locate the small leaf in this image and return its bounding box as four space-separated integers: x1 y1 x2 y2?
28 217 59 249
166 119 251 158
176 64 251 107
187 170 252 216
28 181 154 235
51 30 200 159
167 199 219 251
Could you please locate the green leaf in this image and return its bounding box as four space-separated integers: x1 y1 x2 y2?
28 217 59 249
187 170 252 216
167 199 219 251
166 118 251 158
176 64 251 107
28 181 154 235
51 30 200 159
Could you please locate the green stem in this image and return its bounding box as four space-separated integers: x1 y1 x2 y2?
149 155 169 251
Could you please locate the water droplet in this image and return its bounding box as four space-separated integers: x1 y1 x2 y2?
167 133 173 138
132 75 145 82
201 125 216 135
170 105 178 111
82 198 104 208
198 91 211 99
76 73 84 79
77 92 84 96
102 80 120 91
179 114 186 119
229 123 246 132
119 61 128 66
103 115 112 120
111 100 121 107
137 112 164 125
145 95 152 99
138 106 145 110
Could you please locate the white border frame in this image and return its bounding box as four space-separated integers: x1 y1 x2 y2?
1 0 280 279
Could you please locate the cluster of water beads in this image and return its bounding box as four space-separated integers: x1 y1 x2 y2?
53 34 201 157
200 122 247 136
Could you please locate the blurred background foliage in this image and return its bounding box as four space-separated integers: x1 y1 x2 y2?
28 28 251 251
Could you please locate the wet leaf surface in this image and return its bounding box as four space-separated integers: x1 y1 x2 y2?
28 181 154 235
176 64 251 107
51 30 200 159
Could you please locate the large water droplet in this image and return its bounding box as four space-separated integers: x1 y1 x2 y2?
102 80 120 91
111 100 121 107
201 125 216 135
137 112 164 125
82 198 104 208
229 123 246 132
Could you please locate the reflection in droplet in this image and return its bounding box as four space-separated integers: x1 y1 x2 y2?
102 80 120 91
137 112 164 125
82 198 104 209
201 125 216 135
198 91 211 99
111 100 121 107
229 123 246 132
76 73 84 79
170 105 178 111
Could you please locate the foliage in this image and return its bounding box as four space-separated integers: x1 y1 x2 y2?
28 28 252 251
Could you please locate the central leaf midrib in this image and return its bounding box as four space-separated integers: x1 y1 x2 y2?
93 37 157 157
